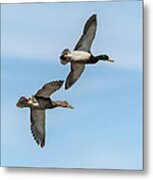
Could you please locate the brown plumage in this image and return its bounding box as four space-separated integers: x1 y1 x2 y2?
16 80 74 148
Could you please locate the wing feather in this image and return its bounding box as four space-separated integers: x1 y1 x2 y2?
74 14 97 51
30 109 45 148
35 80 64 98
65 62 85 89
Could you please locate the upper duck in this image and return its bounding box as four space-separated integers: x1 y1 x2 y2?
16 80 73 148
60 14 114 89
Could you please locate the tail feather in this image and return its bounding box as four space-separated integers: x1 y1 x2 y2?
60 59 69 65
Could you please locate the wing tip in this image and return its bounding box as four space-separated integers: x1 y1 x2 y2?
56 80 64 84
92 14 97 17
90 14 97 20
40 139 45 148
58 80 64 87
33 134 45 148
65 78 73 90
65 85 69 90
31 124 45 148
59 80 64 84
65 83 70 90
49 80 64 87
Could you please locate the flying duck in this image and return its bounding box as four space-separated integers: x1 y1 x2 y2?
60 14 114 89
16 80 74 148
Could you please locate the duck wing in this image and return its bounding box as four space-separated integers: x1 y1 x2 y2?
35 80 64 98
74 14 97 52
30 109 45 148
65 62 85 89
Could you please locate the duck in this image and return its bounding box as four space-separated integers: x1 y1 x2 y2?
60 14 114 90
16 80 74 148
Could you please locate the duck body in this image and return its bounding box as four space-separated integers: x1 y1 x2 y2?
66 50 91 62
33 96 54 110
60 50 90 64
60 50 98 64
33 96 72 110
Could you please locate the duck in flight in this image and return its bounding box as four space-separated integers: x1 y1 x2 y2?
60 14 114 90
16 80 74 148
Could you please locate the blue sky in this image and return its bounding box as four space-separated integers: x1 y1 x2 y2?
1 1 143 169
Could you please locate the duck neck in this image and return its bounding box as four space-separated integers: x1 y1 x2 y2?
95 55 105 61
86 55 99 64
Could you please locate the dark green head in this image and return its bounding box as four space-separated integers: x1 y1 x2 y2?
96 54 114 62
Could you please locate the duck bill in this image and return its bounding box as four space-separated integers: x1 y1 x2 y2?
67 105 74 109
107 58 114 63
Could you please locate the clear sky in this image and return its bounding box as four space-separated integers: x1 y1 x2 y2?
1 0 143 169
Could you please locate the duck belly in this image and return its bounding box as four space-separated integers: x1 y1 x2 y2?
71 51 91 62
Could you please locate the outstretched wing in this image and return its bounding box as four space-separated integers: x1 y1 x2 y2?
30 109 45 148
74 14 97 52
35 80 64 98
65 62 85 89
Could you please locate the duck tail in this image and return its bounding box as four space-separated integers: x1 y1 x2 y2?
60 59 69 65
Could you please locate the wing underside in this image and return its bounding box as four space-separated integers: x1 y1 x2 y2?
30 109 46 148
35 80 64 98
65 62 85 89
74 14 97 52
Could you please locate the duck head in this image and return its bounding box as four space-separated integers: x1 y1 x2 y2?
96 54 114 63
16 96 39 108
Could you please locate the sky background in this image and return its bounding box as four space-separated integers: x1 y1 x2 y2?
1 0 143 169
